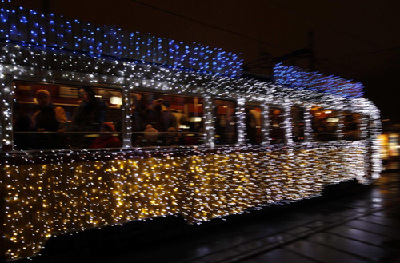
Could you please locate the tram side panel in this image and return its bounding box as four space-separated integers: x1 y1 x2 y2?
0 139 372 260
1 83 377 260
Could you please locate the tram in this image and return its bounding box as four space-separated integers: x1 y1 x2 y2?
0 4 381 261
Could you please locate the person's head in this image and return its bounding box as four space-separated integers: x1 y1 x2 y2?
132 93 142 102
81 86 96 103
144 124 158 143
35 90 51 108
153 98 163 111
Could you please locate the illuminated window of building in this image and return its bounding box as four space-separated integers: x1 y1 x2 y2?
214 99 238 145
130 91 204 146
13 82 122 150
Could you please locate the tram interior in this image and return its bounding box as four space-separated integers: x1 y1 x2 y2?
11 81 363 151
12 82 205 150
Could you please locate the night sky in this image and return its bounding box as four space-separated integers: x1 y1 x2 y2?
11 0 400 122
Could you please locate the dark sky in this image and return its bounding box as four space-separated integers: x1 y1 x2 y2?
12 0 400 122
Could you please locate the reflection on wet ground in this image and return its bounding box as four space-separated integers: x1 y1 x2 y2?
98 172 400 263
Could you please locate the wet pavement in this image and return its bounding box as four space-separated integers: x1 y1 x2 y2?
19 168 400 263
93 170 400 263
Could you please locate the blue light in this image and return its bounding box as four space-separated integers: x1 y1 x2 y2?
20 16 27 23
274 63 364 98
0 4 243 77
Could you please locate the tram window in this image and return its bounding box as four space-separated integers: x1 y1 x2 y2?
343 112 362 141
245 104 262 145
130 91 204 146
291 106 305 142
214 99 238 145
13 82 122 150
310 106 338 141
269 107 285 144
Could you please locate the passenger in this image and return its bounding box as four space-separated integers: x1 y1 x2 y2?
164 126 179 146
33 90 67 132
146 98 164 131
71 87 107 148
171 109 185 130
160 102 178 132
159 101 178 144
31 90 68 149
71 87 107 131
90 122 121 149
143 124 158 145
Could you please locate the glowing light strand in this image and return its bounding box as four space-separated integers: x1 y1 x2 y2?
274 63 364 98
0 4 242 77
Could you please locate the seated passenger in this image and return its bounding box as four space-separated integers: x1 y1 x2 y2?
160 102 178 132
71 87 107 148
164 126 179 146
146 98 164 131
71 87 107 131
143 124 158 145
90 122 122 149
32 90 67 149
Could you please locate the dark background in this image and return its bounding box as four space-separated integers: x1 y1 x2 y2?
10 0 400 122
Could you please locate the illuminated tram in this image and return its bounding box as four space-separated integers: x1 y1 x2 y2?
0 4 381 261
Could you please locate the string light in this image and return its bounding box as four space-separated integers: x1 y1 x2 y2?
274 63 364 98
0 3 382 261
0 4 242 77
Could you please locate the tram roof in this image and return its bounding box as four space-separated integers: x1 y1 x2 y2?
0 4 364 99
0 3 242 77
